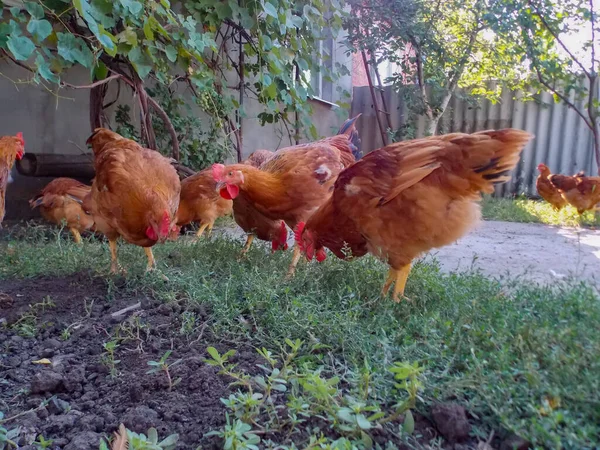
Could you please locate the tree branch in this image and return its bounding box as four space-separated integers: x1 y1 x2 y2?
533 65 594 130
61 74 121 90
527 0 589 76
147 94 180 161
410 37 434 121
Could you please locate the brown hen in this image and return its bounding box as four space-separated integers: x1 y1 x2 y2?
212 115 360 275
175 168 233 240
296 129 533 302
30 177 94 243
0 132 25 226
536 163 567 210
87 128 180 273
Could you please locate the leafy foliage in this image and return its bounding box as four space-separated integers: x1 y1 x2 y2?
0 0 349 159
488 0 600 171
345 0 524 135
204 342 423 447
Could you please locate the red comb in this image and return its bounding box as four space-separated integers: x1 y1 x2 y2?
294 222 305 251
16 132 24 144
212 163 226 182
279 221 288 244
160 210 171 237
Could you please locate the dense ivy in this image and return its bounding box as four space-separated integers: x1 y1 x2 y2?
0 0 349 166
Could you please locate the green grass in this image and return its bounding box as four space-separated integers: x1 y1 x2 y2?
1 230 599 448
481 196 600 228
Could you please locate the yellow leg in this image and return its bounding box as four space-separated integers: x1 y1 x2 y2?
238 234 255 259
207 222 214 236
109 239 119 274
391 264 412 303
381 268 397 296
195 223 209 240
286 244 302 278
144 247 156 272
70 228 82 244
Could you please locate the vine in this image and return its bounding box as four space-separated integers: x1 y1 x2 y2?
0 0 348 163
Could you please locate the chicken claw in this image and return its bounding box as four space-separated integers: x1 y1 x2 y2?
237 234 255 260
381 264 412 303
144 247 156 272
194 223 209 241
108 239 127 275
143 247 169 281
70 228 83 244
285 244 302 279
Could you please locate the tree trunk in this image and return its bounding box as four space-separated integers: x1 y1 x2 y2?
593 124 600 175
426 116 439 136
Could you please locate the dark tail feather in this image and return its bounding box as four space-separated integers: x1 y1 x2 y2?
337 114 362 160
29 196 43 209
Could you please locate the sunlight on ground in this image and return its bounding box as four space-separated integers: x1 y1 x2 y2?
481 196 600 228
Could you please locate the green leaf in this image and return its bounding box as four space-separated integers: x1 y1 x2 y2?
25 2 45 19
35 53 59 82
120 0 143 17
143 20 154 40
164 45 177 62
206 347 221 361
27 19 52 42
57 33 94 68
356 414 372 430
157 434 179 450
263 1 277 18
215 2 232 19
97 25 117 55
93 61 108 80
129 47 152 78
7 34 35 60
403 410 415 435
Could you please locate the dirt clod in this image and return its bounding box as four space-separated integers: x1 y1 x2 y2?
431 403 471 442
122 405 161 434
64 431 102 450
30 371 65 394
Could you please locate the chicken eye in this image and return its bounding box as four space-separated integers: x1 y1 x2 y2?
228 172 233 176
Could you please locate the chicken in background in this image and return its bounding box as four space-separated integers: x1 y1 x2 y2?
173 168 232 241
536 163 568 211
296 129 533 302
29 178 94 243
212 115 361 276
243 149 274 167
0 132 25 226
86 128 180 273
232 150 288 257
549 172 600 214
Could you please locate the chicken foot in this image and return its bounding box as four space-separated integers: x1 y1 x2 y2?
285 244 302 279
194 223 209 240
381 264 412 302
238 234 255 260
144 247 156 272
108 239 126 275
70 228 82 244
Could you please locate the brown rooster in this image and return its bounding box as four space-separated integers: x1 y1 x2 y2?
296 129 533 302
87 129 180 273
0 132 25 226
30 177 94 243
212 115 361 275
